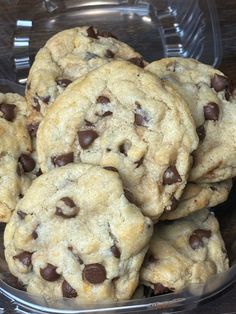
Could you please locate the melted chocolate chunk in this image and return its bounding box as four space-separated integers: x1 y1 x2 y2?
189 234 204 250
97 30 118 39
51 152 74 167
13 251 32 267
32 230 38 239
78 130 99 149
62 280 78 298
18 154 36 172
211 74 229 92
56 78 72 88
196 125 206 141
102 111 113 117
203 102 219 121
96 96 110 104
87 26 98 39
163 166 182 185
0 103 16 122
27 123 39 138
153 283 173 295
56 197 78 218
129 57 145 68
164 196 178 212
105 49 114 58
83 263 106 284
40 263 60 281
134 113 145 126
111 245 121 258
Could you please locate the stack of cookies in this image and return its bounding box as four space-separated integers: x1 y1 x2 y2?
0 26 233 304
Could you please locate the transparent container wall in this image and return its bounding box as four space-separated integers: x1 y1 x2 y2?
0 1 232 313
0 0 221 85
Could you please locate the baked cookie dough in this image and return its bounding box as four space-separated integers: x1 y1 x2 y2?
4 164 153 302
160 180 232 220
36 61 198 220
0 93 36 222
26 26 147 118
140 209 229 294
146 58 236 182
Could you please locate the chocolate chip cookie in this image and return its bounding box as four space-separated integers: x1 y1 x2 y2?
160 180 232 220
36 60 198 220
0 93 36 222
140 209 229 294
4 164 153 302
26 26 147 118
146 58 236 182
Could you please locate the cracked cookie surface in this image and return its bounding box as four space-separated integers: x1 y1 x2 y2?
4 164 152 302
146 58 236 183
140 209 229 294
160 180 232 220
36 61 198 220
26 26 146 119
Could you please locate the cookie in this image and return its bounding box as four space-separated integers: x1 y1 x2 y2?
140 209 229 294
160 180 232 220
146 58 236 182
26 26 147 118
36 60 198 220
0 93 36 222
4 164 153 302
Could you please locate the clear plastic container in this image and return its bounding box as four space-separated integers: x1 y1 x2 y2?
1 1 234 313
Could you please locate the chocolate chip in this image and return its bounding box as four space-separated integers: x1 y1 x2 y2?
105 49 114 58
13 251 32 267
32 230 38 239
3 274 26 291
33 97 40 111
153 283 173 295
196 125 206 141
87 26 97 39
103 166 118 172
62 280 78 298
51 152 74 167
40 263 60 281
78 130 99 149
18 154 36 172
36 168 42 177
106 148 111 152
19 194 24 199
84 119 95 127
102 111 113 117
96 96 110 104
42 95 50 104
17 210 27 220
0 103 16 122
27 123 39 138
210 186 217 191
56 78 72 88
203 102 219 121
211 74 229 92
135 156 144 168
111 245 121 258
129 57 145 68
164 196 178 212
97 30 118 39
193 229 212 239
83 263 106 284
134 113 145 126
189 234 204 250
163 166 182 185
124 189 137 205
56 197 78 219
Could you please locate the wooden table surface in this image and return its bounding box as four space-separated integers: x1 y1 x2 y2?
0 0 236 313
